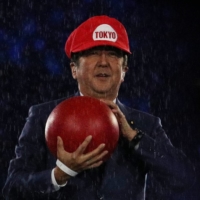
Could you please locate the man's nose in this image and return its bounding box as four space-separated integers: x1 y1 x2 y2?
98 52 108 66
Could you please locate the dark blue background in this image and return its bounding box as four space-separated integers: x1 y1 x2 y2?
1 0 200 199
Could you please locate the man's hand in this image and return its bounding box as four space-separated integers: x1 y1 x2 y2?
100 99 137 141
54 135 108 184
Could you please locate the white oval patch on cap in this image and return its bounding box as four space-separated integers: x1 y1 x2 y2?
93 24 118 42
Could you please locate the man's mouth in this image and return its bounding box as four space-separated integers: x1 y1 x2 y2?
96 73 110 77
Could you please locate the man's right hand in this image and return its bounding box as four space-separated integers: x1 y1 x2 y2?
54 135 108 184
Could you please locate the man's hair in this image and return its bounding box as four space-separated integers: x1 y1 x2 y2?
70 46 128 68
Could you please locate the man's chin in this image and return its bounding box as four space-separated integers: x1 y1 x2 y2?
93 88 111 94
92 88 116 97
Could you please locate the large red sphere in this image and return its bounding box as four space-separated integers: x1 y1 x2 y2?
45 96 119 161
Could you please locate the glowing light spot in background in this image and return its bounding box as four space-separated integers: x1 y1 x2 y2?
22 19 36 35
34 39 45 51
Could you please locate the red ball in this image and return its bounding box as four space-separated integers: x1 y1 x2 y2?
45 96 119 161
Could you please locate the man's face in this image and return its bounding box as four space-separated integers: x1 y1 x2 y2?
70 46 128 100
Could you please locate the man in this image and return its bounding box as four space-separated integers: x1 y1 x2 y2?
3 15 195 200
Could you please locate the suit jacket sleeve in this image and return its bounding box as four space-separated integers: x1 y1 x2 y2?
129 116 196 199
3 105 57 198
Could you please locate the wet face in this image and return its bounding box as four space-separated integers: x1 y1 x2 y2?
70 46 128 100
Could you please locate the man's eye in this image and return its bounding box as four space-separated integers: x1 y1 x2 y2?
83 50 98 56
90 51 98 55
108 51 118 57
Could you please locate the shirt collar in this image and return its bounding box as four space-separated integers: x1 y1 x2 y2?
79 92 116 103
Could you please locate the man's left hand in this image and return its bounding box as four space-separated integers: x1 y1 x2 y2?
100 99 137 141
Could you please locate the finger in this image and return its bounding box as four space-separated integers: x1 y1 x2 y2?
93 149 108 163
89 160 103 169
86 150 108 166
57 136 65 152
100 99 117 109
83 143 106 162
112 109 123 117
87 160 104 169
100 99 123 116
97 150 108 160
75 135 93 155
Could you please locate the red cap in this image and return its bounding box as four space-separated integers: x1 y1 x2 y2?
65 15 131 58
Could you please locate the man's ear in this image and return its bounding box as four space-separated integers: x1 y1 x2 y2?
70 62 77 79
121 66 129 82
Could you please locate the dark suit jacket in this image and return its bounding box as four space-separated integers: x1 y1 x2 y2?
2 93 195 200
